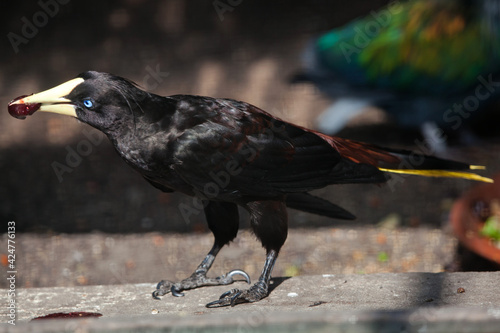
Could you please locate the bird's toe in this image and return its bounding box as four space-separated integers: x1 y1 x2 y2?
205 281 268 308
171 285 185 297
205 289 242 308
152 280 174 299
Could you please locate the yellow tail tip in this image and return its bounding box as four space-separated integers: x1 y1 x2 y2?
378 168 493 183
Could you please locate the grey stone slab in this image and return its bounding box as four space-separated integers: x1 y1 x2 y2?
1 272 500 332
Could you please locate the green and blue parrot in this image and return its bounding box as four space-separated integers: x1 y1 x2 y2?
295 0 500 143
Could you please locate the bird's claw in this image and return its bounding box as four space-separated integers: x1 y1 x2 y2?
223 269 251 285
152 291 163 300
205 281 268 308
152 269 250 300
171 285 185 297
152 280 186 299
206 289 243 308
152 279 174 299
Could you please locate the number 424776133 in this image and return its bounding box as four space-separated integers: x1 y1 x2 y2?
7 221 15 271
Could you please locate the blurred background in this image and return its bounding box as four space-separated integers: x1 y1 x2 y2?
0 0 499 289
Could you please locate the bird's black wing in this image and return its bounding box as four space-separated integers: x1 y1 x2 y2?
169 97 385 201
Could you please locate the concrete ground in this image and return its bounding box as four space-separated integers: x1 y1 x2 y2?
1 272 500 332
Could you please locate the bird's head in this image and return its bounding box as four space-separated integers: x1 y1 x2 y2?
8 71 152 132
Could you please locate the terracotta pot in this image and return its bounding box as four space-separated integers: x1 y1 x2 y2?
450 174 500 265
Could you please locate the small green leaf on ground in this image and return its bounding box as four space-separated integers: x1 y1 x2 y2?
377 251 389 262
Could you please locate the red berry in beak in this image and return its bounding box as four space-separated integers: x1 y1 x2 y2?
8 95 41 119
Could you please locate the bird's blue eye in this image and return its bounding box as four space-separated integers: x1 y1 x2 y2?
83 99 93 108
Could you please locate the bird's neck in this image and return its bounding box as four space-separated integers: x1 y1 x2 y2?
104 98 179 173
107 127 169 173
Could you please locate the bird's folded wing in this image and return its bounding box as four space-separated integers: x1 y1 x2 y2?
169 102 385 200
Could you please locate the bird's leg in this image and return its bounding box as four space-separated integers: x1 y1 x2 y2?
153 243 250 299
206 249 278 307
206 200 287 307
153 201 250 299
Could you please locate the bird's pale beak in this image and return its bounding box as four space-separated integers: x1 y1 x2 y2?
8 77 84 119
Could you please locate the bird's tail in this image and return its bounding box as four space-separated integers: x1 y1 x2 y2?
319 135 493 183
285 193 355 220
377 165 491 182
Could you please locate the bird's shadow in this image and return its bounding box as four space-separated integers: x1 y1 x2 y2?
268 276 291 293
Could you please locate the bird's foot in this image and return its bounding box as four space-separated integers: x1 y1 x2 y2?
205 280 268 307
152 269 250 299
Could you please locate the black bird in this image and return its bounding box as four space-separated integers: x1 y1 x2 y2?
8 71 492 307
